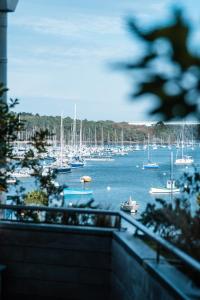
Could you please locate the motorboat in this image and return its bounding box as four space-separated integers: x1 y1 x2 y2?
120 196 139 213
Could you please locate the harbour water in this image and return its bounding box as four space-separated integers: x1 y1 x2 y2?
12 146 200 216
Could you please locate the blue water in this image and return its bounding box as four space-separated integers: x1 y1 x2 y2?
11 146 200 215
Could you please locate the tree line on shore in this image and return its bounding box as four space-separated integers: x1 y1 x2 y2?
18 113 200 145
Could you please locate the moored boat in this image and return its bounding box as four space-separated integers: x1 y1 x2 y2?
143 162 159 169
150 152 180 194
70 160 85 168
63 188 93 195
175 156 194 165
120 196 139 213
149 180 180 194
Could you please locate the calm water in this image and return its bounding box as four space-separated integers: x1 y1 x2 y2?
12 146 200 215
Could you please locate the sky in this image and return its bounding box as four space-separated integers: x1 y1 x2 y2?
7 0 200 121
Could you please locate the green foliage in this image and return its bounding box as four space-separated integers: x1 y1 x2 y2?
24 190 48 206
122 9 200 120
140 183 200 261
0 87 23 192
45 199 118 228
18 113 200 143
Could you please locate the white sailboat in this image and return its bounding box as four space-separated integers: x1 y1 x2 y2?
69 104 85 168
149 152 180 194
175 126 194 165
54 114 71 173
143 134 159 169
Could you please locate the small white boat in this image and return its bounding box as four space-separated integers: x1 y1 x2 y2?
10 168 31 178
6 177 17 184
149 180 180 194
120 196 139 213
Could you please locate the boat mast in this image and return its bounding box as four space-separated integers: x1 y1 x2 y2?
147 133 150 162
79 120 82 149
72 104 77 150
101 126 104 148
170 151 174 181
114 129 117 145
94 126 97 147
60 114 63 167
121 128 124 150
181 126 184 159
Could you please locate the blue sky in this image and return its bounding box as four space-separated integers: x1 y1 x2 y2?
7 0 200 121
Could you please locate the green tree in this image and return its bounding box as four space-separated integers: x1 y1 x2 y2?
120 8 200 263
122 9 200 120
24 190 48 206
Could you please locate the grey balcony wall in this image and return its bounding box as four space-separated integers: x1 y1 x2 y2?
0 222 112 300
0 222 199 300
111 231 199 300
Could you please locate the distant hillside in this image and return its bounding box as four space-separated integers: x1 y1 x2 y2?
18 113 200 145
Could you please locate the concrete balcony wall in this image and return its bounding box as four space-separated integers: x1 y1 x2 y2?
111 231 199 300
0 222 112 300
0 222 198 300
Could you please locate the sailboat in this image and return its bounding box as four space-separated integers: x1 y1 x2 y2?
143 134 159 169
175 126 194 165
69 105 85 168
149 152 180 194
54 114 71 173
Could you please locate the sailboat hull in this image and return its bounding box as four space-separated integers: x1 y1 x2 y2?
149 187 180 194
143 163 159 169
175 158 193 165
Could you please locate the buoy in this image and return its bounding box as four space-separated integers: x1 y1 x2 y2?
107 186 111 191
80 176 92 183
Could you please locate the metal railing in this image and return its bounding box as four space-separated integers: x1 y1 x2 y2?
120 211 200 274
0 204 199 278
0 204 121 229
